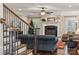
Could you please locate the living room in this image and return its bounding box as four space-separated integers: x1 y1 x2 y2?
1 3 79 55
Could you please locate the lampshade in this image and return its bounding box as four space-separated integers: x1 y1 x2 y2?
75 28 79 34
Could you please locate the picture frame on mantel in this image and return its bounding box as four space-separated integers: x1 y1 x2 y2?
47 17 55 22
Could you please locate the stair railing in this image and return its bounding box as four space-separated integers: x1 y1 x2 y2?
0 18 21 55
3 4 34 55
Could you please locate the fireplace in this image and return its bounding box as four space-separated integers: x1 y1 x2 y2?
42 23 59 36
45 26 57 36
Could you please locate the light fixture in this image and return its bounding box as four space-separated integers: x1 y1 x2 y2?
68 5 72 8
74 20 78 23
18 8 22 11
41 10 46 15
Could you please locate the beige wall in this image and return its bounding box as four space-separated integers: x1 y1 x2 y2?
30 17 65 36
30 15 79 37
0 3 3 55
0 3 3 18
39 16 65 37
19 15 29 34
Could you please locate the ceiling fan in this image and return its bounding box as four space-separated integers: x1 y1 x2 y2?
40 7 53 15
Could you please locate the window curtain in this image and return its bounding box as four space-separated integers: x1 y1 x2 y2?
32 18 40 28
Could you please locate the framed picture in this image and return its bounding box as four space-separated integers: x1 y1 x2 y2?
47 17 55 22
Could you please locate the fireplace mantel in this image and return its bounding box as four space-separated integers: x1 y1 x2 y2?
42 23 60 36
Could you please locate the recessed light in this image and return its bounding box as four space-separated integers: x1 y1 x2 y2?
18 8 22 11
74 20 78 23
68 5 72 8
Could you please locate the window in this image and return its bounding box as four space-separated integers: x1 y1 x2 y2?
64 16 77 33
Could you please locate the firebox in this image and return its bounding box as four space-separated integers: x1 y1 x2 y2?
45 26 57 36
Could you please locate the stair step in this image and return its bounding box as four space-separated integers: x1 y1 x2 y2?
4 49 10 55
18 46 26 54
3 36 9 38
17 44 26 49
12 44 26 51
14 44 26 53
4 41 10 46
13 40 20 43
4 44 26 55
18 49 33 55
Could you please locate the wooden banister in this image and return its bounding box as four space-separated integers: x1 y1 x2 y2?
0 18 21 31
3 4 34 55
10 24 21 31
3 4 33 29
0 18 10 28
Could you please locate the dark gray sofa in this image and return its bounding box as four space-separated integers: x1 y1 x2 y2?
18 35 57 52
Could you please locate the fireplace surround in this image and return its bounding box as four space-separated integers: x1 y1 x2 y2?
42 23 60 37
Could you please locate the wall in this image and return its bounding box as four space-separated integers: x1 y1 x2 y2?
61 11 79 34
19 15 29 34
30 11 79 37
42 23 60 36
0 3 3 55
61 11 79 16
7 9 29 35
0 3 3 18
30 17 64 36
39 16 64 37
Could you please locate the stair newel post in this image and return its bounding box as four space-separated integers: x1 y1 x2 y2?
13 29 17 55
9 29 13 55
34 28 37 54
12 28 19 55
16 30 18 55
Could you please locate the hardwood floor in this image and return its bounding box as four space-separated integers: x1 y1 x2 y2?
18 45 78 55
33 50 57 55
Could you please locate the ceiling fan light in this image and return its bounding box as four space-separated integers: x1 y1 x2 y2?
41 11 45 15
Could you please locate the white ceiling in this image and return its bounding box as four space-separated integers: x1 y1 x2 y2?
4 3 79 17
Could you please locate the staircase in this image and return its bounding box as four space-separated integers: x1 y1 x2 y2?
1 4 34 55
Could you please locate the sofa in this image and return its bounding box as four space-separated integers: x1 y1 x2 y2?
67 38 77 52
18 35 57 52
67 39 77 55
67 39 77 49
62 32 75 42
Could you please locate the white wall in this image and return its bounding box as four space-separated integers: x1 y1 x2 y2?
31 17 63 36
61 11 79 16
0 3 3 55
40 16 65 37
0 3 3 18
60 11 79 34
19 16 29 34
30 10 79 37
16 11 79 36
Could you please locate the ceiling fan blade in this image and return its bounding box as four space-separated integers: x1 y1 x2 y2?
46 12 53 14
